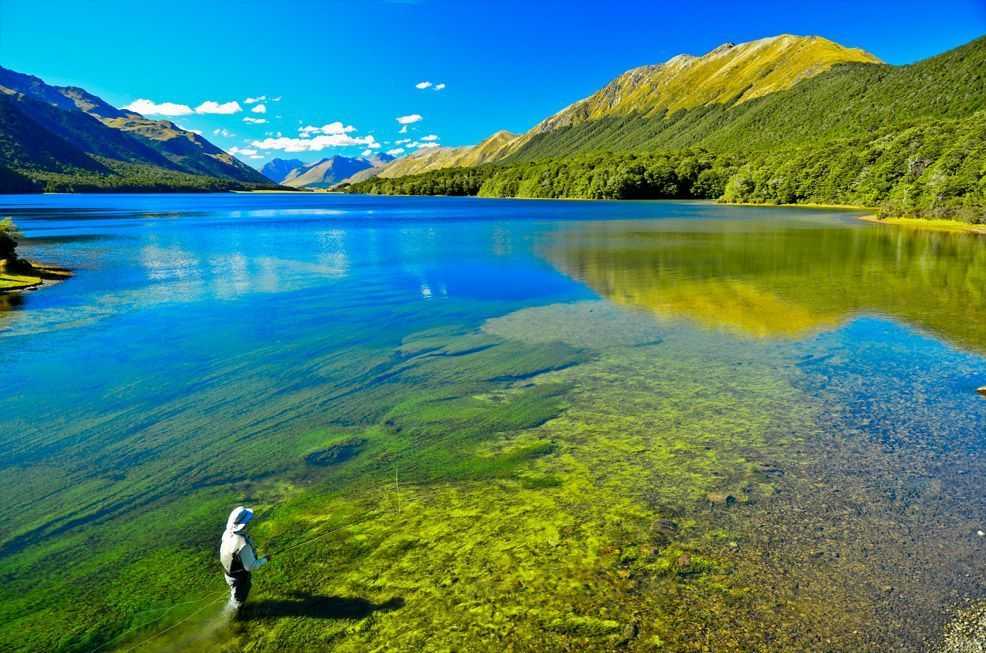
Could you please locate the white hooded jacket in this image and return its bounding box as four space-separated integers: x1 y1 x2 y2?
220 506 267 576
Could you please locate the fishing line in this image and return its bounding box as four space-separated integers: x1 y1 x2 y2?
89 455 408 651
86 512 380 652
111 594 227 653
86 593 225 653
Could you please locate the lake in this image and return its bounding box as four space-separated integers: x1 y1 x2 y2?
1 194 984 652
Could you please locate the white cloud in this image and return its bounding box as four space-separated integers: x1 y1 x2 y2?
386 147 406 156
417 142 440 148
123 98 193 116
415 81 432 90
228 147 259 157
249 154 263 159
212 128 234 137
421 134 439 141
395 138 411 145
361 149 373 157
250 133 378 153
299 122 356 137
195 100 243 115
368 142 381 149
251 103 267 114
434 83 446 91
244 96 266 104
399 125 408 134
396 113 423 125
125 98 247 117
243 117 268 124
271 96 282 102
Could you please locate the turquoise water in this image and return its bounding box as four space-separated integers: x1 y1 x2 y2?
1 194 985 652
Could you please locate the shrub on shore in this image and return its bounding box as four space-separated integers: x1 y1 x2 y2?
0 217 21 262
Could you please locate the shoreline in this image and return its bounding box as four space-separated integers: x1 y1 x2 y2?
350 192 877 210
350 194 986 234
0 262 72 294
858 214 986 235
717 200 872 212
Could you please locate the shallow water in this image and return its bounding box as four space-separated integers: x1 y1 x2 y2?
0 195 984 652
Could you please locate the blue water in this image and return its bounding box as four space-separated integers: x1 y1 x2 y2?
1 194 985 650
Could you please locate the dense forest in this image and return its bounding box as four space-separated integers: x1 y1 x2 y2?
347 36 986 222
14 159 277 193
344 117 986 222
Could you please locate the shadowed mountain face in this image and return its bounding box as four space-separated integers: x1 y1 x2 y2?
547 216 986 352
276 153 396 188
282 156 374 188
261 158 305 183
0 66 276 192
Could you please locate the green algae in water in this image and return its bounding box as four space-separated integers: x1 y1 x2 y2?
0 302 795 651
4 299 983 652
137 304 840 652
2 198 986 652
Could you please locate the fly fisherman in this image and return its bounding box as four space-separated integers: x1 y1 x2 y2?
220 506 269 612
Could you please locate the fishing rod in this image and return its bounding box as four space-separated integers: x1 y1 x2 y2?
87 514 372 653
88 463 404 652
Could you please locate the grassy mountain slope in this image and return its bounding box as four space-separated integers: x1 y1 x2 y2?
6 91 180 169
374 131 525 179
349 34 986 221
364 35 879 180
0 65 277 192
101 114 270 183
510 35 986 160
529 35 879 130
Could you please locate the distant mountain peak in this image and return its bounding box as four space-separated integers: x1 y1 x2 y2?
261 158 304 183
707 42 735 56
279 154 377 189
530 33 881 134
361 34 883 182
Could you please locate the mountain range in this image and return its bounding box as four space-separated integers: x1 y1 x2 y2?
348 34 986 221
263 153 395 189
0 66 278 192
359 35 879 180
4 32 985 219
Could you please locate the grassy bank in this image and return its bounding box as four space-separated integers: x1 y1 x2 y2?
0 271 43 292
860 214 986 234
0 264 71 293
0 218 71 295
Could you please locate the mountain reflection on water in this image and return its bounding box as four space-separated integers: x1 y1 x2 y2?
547 217 986 351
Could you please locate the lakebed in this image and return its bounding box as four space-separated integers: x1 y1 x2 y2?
0 195 984 652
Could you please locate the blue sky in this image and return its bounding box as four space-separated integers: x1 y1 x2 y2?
2 0 984 167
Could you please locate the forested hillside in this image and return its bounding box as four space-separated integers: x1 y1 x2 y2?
347 35 986 222
0 66 280 193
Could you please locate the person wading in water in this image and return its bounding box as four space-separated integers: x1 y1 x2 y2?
220 506 269 612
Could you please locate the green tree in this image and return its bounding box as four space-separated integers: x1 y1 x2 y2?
0 217 21 261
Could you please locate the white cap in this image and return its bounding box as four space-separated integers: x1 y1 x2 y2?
226 506 254 533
